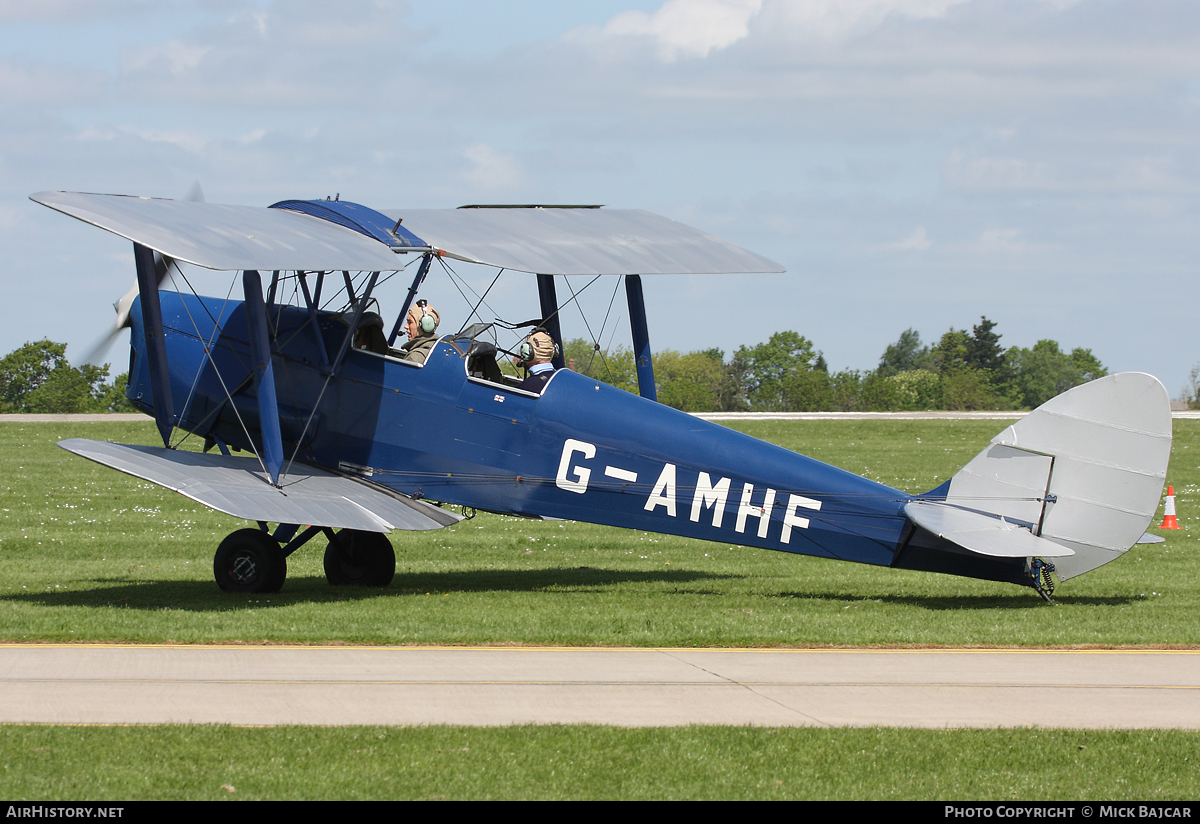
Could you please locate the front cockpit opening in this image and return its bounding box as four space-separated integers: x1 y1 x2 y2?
229 262 572 393
344 308 388 355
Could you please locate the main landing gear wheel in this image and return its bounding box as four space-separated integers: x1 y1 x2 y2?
214 528 287 593
324 530 395 587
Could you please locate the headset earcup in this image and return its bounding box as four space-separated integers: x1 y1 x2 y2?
419 314 436 334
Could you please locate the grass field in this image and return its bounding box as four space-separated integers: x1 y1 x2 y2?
0 417 1197 647
1 416 1197 801
2 725 1196 801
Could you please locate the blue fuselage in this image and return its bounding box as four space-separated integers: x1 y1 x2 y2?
129 292 923 570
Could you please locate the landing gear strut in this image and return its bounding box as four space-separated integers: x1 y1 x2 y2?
214 528 287 593
1029 557 1056 604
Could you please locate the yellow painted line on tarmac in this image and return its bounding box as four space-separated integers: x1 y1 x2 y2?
2 679 1198 690
1 643 1198 653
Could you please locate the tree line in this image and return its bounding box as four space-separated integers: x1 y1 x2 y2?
0 341 131 413
0 320 1105 415
566 317 1108 413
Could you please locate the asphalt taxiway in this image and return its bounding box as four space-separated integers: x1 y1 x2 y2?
1 645 1197 728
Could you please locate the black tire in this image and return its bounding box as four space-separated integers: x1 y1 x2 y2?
323 530 395 587
214 528 287 593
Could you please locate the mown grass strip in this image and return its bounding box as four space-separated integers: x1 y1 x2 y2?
1 725 1196 801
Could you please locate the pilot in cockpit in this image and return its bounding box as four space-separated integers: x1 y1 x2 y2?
398 300 441 365
514 328 557 393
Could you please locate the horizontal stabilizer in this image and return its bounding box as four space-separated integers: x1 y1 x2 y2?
59 438 461 533
904 501 1074 558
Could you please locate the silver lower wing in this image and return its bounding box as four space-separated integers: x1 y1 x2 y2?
60 439 461 533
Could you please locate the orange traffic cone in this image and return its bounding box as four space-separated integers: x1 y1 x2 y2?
1159 485 1180 529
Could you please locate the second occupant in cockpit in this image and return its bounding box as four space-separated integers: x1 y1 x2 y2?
515 328 557 393
399 299 440 365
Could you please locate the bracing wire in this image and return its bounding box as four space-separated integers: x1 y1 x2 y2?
163 266 272 481
283 264 414 479
562 275 620 384
459 267 505 333
163 261 244 449
152 260 415 483
434 256 504 329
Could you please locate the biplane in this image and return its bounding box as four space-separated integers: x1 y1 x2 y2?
31 190 1172 601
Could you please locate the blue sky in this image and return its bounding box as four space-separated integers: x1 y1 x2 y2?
4 0 1199 396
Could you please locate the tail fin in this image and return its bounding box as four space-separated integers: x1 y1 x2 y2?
912 372 1171 581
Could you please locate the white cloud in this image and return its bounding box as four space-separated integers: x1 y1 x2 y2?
461 144 523 192
239 128 268 144
122 39 212 75
72 124 210 154
978 227 1025 253
0 0 142 23
243 10 269 39
601 0 763 61
74 126 118 142
759 0 971 42
0 58 105 106
115 0 418 108
0 202 21 232
895 226 931 250
946 151 1053 193
123 127 211 155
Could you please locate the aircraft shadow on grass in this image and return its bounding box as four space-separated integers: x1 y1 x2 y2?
7 572 1139 615
771 590 1140 610
9 567 734 612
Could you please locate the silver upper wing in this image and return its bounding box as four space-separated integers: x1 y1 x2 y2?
32 191 784 276
389 208 785 275
31 191 406 272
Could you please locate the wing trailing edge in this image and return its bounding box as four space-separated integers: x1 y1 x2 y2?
59 438 461 533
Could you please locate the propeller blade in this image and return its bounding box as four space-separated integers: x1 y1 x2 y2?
113 282 139 329
81 330 122 367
